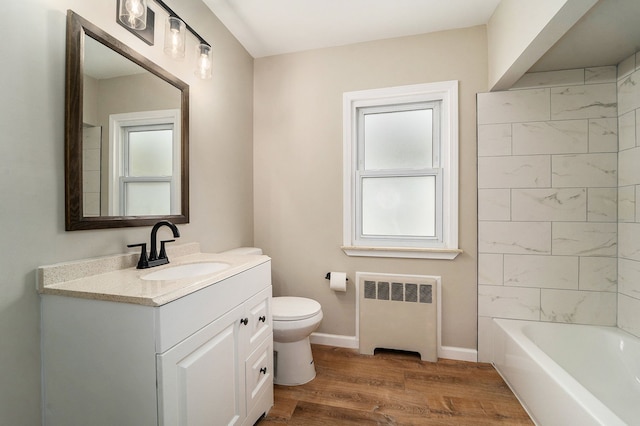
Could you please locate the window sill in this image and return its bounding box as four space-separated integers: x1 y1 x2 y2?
341 246 463 260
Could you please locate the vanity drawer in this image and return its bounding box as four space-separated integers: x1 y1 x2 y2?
245 335 273 412
246 288 272 351
155 261 271 353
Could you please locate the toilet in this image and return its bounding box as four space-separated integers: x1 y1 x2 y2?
221 247 323 386
271 296 323 385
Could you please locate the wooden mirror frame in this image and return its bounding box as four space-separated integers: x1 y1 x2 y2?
65 10 189 230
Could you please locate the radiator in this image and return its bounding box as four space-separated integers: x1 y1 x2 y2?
357 273 439 362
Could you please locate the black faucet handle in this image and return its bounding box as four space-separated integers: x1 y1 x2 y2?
127 243 149 269
159 239 176 260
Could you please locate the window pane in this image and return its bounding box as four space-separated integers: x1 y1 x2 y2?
362 176 436 237
128 129 173 176
124 182 171 215
364 109 432 170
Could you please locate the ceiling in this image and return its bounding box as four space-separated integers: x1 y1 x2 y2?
84 36 147 80
204 0 640 76
203 0 501 58
532 0 640 72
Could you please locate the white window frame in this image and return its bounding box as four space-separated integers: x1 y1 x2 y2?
342 81 461 260
108 109 181 216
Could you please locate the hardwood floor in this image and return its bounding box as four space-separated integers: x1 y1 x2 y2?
257 345 533 425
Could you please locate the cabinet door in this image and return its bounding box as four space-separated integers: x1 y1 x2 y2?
157 305 245 426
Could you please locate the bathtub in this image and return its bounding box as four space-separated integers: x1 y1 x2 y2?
492 319 640 426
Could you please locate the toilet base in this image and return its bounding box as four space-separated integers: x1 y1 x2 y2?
273 337 316 386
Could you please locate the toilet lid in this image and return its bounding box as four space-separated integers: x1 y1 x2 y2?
272 297 322 321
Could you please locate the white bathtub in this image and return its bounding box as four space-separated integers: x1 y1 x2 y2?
492 319 640 426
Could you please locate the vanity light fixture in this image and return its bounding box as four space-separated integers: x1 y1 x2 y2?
153 0 213 79
117 0 213 79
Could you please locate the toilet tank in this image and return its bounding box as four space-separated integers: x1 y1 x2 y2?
221 247 263 255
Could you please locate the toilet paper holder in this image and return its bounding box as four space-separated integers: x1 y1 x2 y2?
324 272 348 281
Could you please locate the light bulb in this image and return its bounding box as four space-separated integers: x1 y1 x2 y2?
170 31 181 50
126 0 144 18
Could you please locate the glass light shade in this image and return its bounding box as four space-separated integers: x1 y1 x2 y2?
163 17 186 59
118 0 148 30
195 43 213 79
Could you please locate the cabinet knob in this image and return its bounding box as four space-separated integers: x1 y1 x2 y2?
258 315 266 323
240 318 249 326
260 367 267 375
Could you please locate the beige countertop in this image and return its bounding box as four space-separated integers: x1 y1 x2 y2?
37 243 270 307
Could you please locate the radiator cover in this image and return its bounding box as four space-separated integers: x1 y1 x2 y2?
358 273 438 362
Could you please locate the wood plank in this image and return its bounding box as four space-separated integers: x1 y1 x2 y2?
257 345 533 425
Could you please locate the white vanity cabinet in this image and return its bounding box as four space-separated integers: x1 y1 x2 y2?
40 259 273 426
157 287 273 426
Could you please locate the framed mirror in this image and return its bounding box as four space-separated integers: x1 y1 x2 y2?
65 10 189 230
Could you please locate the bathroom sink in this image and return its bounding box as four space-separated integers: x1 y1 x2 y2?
142 262 230 281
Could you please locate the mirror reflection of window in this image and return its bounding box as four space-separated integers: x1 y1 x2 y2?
128 128 173 176
109 109 182 216
123 126 173 216
125 182 171 215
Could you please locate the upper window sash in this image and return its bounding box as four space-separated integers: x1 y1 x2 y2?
356 101 442 172
122 123 174 178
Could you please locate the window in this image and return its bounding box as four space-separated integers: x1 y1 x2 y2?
109 110 181 216
342 82 460 259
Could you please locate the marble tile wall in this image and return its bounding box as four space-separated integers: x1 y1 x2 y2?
617 52 640 338
477 66 619 361
82 126 101 217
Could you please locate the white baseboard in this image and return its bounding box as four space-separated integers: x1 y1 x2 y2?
310 332 478 362
439 346 478 362
310 332 358 349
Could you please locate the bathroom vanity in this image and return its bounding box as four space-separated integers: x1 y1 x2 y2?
38 244 273 426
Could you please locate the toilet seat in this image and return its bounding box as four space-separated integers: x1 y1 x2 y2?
272 297 321 321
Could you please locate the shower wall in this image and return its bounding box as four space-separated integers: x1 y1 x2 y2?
476 66 619 361
617 52 640 339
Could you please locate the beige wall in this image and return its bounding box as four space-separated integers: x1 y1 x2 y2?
254 26 487 349
0 0 253 424
84 74 99 125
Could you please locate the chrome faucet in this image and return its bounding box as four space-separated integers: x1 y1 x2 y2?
128 220 181 269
